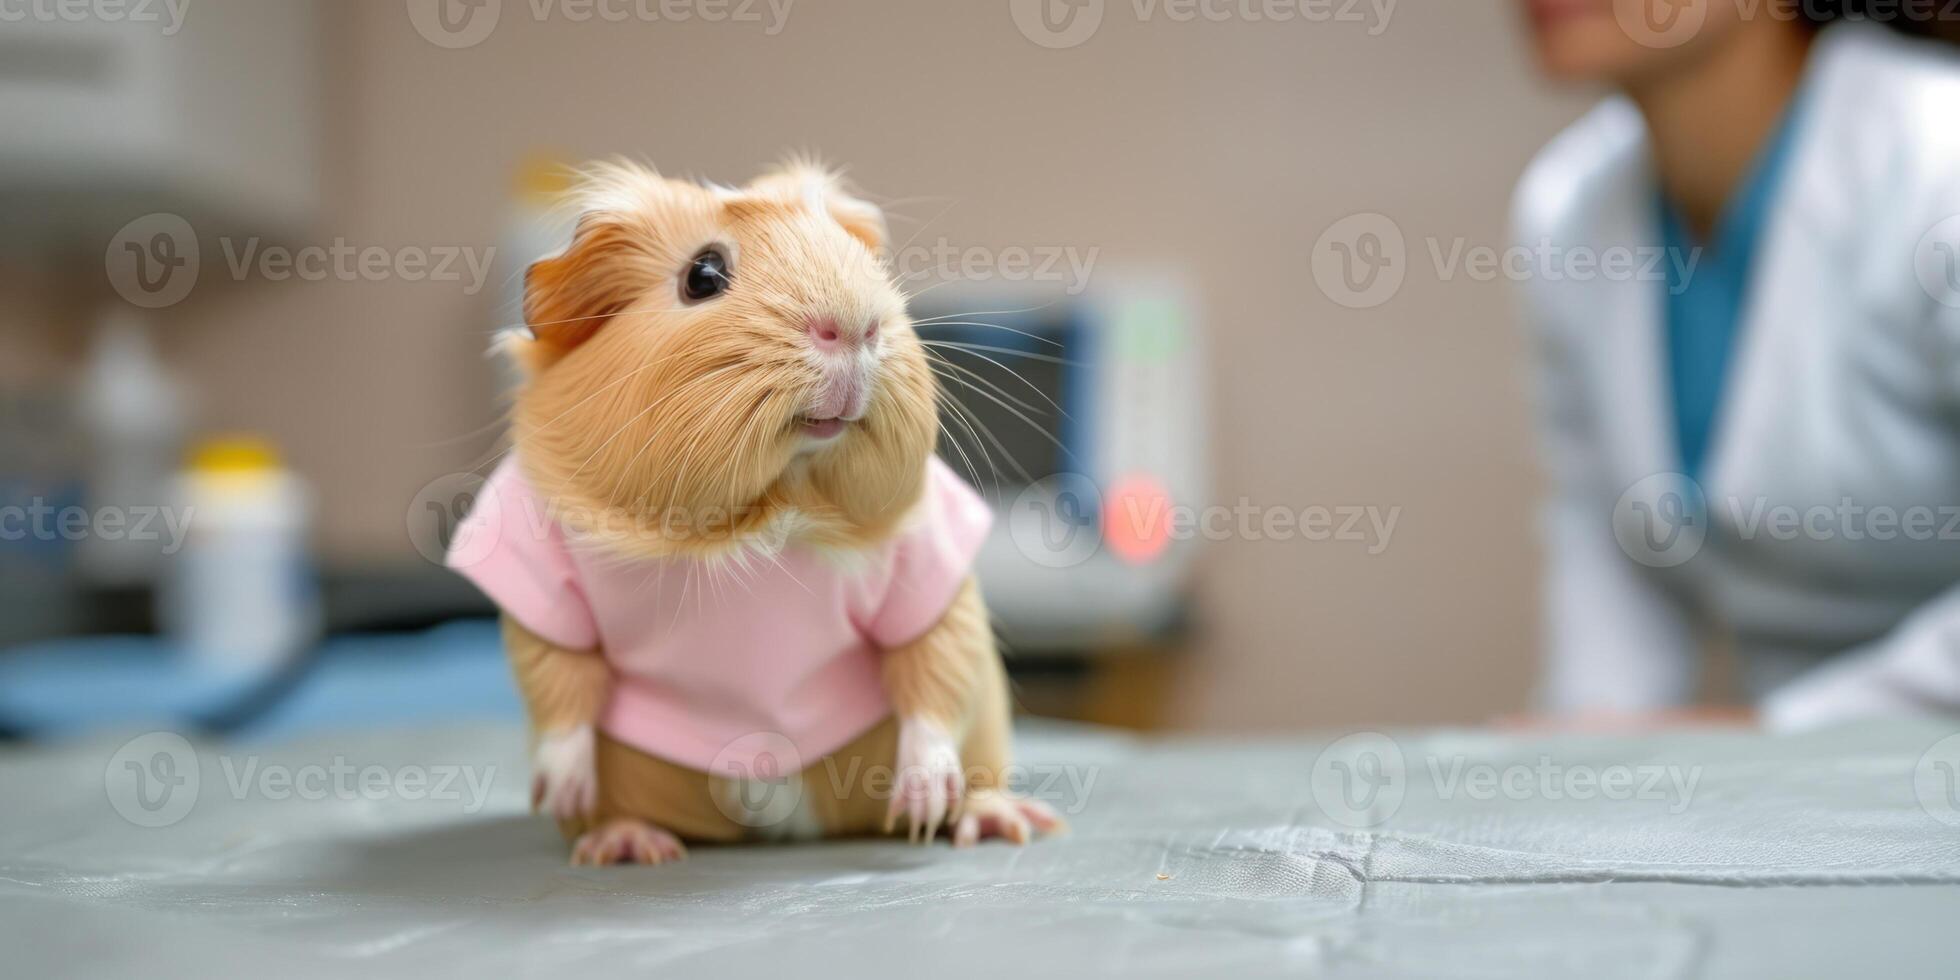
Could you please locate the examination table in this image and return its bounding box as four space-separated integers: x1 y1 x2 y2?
5 719 1958 978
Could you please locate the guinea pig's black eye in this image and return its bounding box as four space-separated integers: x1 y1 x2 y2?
682 249 731 302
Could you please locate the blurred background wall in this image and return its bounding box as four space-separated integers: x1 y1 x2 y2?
1 1 1594 732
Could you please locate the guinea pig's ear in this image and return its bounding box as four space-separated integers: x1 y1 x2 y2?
822 182 887 253
752 162 888 253
522 211 643 355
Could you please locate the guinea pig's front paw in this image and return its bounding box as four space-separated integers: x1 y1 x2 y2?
885 716 964 844
570 818 687 866
531 724 597 821
951 789 1067 848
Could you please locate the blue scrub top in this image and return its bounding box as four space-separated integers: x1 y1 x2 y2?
1659 94 1809 481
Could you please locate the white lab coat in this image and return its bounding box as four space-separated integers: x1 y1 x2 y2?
1513 23 1960 730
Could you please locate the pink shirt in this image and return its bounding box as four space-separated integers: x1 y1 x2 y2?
447 455 990 774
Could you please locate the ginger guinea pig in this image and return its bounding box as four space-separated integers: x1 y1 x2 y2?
447 159 1062 864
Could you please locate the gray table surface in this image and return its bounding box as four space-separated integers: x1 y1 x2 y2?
5 720 1959 978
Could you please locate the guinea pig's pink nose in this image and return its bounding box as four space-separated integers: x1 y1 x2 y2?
808 317 841 346
805 316 878 353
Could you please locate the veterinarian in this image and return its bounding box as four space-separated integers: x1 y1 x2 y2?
1513 0 1960 728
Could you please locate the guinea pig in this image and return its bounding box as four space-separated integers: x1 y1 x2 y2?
447 159 1063 864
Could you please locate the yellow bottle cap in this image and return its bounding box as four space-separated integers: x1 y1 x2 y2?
189 436 281 473
515 156 576 203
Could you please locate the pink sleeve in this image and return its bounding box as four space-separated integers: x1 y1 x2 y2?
445 458 601 651
862 457 994 648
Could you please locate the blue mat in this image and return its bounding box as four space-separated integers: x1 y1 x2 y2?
0 620 521 741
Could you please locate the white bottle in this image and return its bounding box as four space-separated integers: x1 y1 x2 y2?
77 308 187 586
159 438 320 674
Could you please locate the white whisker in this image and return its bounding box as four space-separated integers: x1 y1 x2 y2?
918 339 1080 367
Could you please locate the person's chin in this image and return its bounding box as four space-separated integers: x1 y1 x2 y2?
1528 22 1653 82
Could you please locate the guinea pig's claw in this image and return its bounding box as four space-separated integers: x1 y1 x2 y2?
533 724 598 822
570 819 687 866
890 717 963 845
950 791 1067 848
